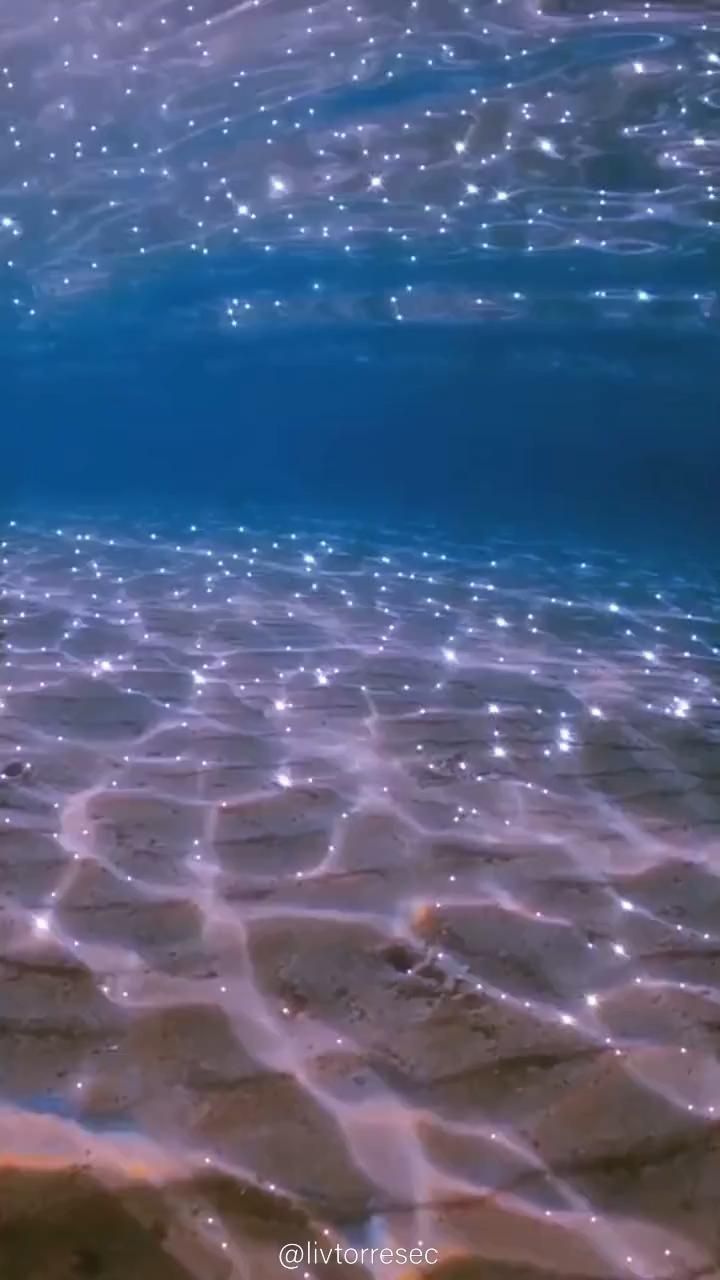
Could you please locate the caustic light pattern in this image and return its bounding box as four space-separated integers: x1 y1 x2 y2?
1 516 720 1275
0 0 719 334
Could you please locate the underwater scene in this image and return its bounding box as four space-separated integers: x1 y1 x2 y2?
1 1 720 1278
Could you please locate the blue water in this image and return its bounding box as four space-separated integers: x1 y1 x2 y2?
4 324 719 560
0 0 717 554
2 2 720 1276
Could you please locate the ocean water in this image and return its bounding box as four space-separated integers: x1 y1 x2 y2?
1 3 720 1279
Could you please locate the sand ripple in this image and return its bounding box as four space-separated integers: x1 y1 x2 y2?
0 515 719 1279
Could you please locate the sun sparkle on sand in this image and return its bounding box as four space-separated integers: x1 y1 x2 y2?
0 515 719 1280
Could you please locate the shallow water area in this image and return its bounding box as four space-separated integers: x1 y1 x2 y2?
0 514 718 1279
2 0 720 1269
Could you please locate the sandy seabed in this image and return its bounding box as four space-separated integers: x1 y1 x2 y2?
0 515 719 1280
